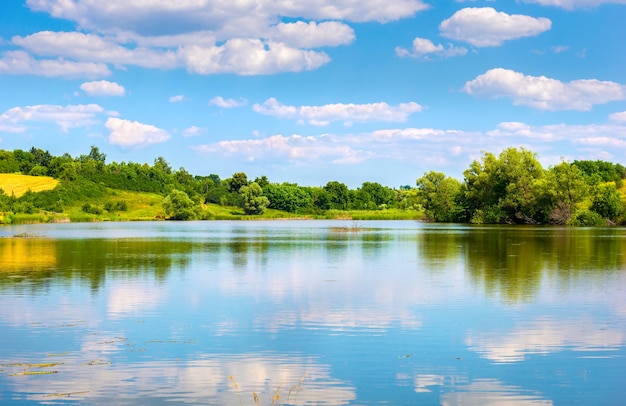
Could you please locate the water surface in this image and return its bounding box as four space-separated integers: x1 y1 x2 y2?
0 221 624 404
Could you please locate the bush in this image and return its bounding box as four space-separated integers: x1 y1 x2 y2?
162 189 199 220
104 200 128 212
82 203 103 215
568 210 605 226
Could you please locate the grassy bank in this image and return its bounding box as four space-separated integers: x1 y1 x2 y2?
1 195 424 225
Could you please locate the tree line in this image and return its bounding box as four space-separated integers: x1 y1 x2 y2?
0 146 420 220
1 146 625 225
416 147 626 226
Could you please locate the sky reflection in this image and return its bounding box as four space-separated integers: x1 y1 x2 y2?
1 221 626 404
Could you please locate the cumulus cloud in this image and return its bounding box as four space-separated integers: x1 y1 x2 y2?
440 7 552 47
80 80 125 96
395 37 467 59
463 68 626 110
609 111 626 122
0 50 110 78
521 0 626 9
209 96 247 108
182 125 204 137
268 21 355 48
178 39 331 75
193 134 370 164
106 117 170 148
26 0 429 33
252 98 423 125
190 116 626 178
13 31 178 69
0 103 105 132
16 0 428 76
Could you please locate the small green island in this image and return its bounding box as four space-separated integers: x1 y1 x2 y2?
1 146 625 226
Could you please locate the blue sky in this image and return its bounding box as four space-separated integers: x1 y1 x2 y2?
1 0 625 188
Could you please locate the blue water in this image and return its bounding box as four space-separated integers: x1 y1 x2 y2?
0 221 624 404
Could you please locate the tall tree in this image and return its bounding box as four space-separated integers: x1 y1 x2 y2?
546 161 588 224
323 181 350 210
239 182 269 215
416 171 462 222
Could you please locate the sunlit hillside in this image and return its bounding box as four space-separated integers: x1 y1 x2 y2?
0 174 59 198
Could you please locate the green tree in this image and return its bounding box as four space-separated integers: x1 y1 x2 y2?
229 172 248 193
590 184 623 221
162 189 198 220
323 181 350 210
545 162 589 224
263 183 313 213
0 150 20 173
239 182 269 215
416 171 462 222
462 147 546 224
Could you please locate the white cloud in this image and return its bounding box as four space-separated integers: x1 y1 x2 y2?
169 95 186 103
17 0 428 76
252 98 423 125
609 111 626 122
193 134 371 164
190 117 626 179
26 0 429 33
178 39 330 75
0 50 110 78
80 80 125 96
0 104 105 132
440 7 551 47
13 31 178 69
395 37 467 59
182 125 205 137
209 96 247 108
106 117 170 148
521 0 626 9
268 21 355 48
463 68 626 110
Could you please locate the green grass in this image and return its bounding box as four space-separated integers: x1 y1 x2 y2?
0 174 59 197
1 179 426 224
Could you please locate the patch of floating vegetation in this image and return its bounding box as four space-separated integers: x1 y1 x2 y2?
329 221 373 233
83 360 111 366
2 362 64 376
11 232 45 238
43 391 90 398
9 370 58 376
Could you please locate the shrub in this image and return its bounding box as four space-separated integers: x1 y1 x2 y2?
568 210 605 226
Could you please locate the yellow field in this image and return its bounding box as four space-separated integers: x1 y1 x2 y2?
0 173 59 198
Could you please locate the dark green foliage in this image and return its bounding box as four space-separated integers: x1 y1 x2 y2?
351 182 395 210
462 148 547 224
263 183 313 212
568 210 605 226
0 151 20 173
573 160 626 184
591 185 623 220
29 165 48 176
104 201 128 212
162 189 199 220
82 203 103 215
228 172 248 193
416 171 462 222
239 182 269 215
323 181 350 210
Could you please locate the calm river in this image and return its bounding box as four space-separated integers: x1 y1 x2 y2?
0 221 624 405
